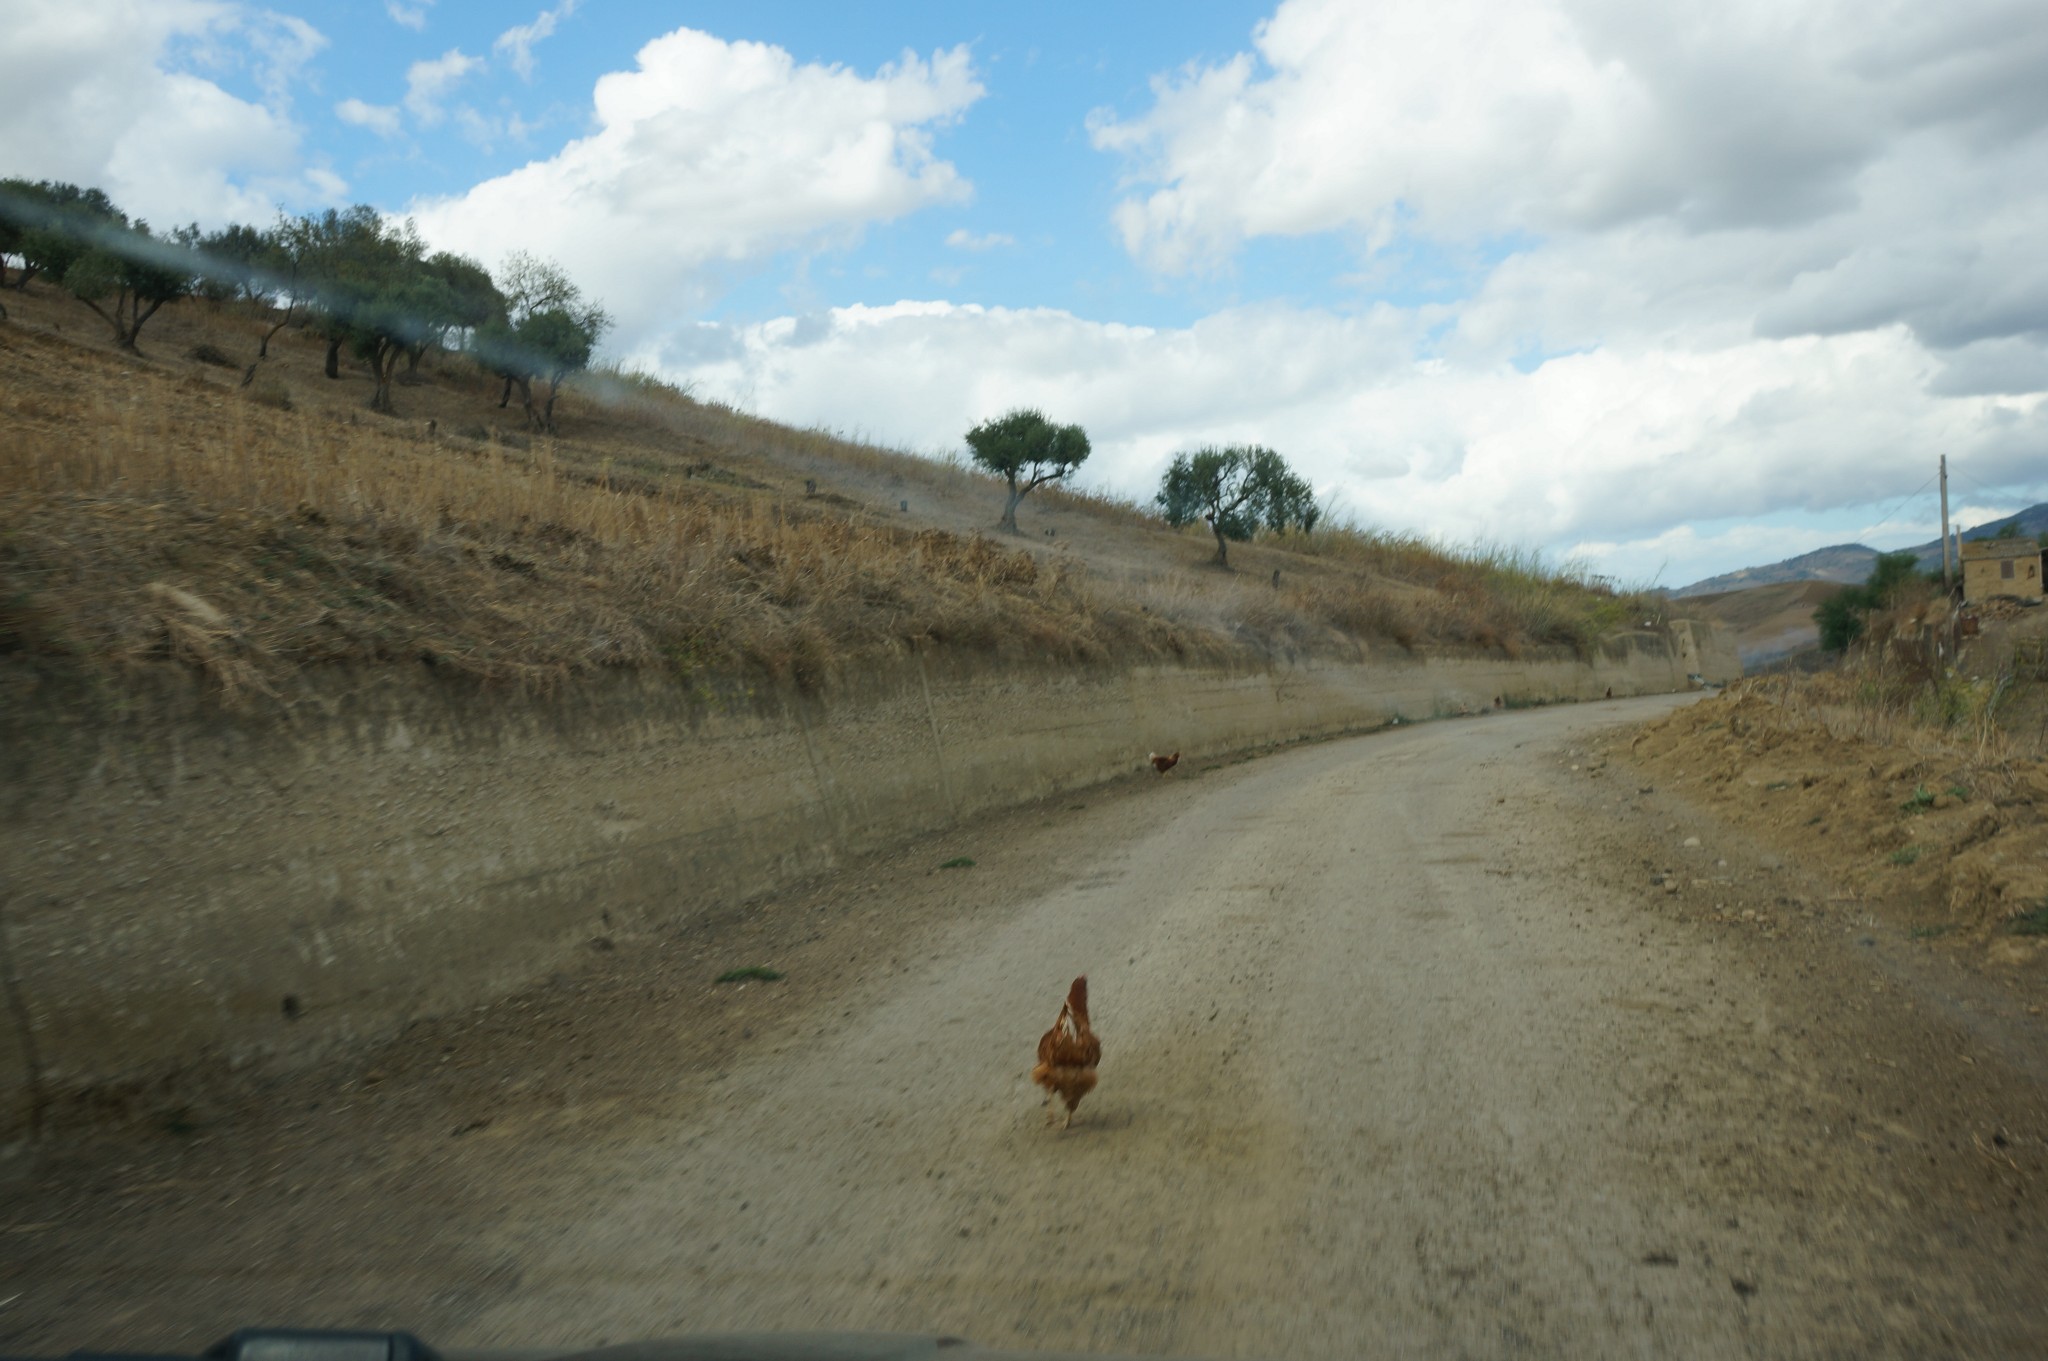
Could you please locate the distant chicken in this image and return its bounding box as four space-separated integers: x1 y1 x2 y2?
1031 975 1102 1128
1148 751 1181 776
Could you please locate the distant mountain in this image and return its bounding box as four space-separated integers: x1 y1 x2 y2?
1673 543 1878 598
1672 502 2048 598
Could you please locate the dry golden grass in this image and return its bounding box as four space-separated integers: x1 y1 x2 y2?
0 285 1665 707
1738 653 2042 765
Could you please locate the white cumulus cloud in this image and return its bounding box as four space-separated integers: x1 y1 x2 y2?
1091 0 2048 284
1044 0 2048 581
0 0 337 226
409 30 984 335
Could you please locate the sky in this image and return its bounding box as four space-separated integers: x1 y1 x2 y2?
5 0 2047 589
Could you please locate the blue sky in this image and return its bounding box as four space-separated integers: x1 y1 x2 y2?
309 1 1417 329
7 0 2048 589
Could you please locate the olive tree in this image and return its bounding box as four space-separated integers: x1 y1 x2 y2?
0 180 123 291
963 407 1091 533
177 222 268 305
347 270 442 414
62 222 194 352
479 252 610 433
282 205 398 379
405 250 501 379
1156 443 1318 568
247 220 312 358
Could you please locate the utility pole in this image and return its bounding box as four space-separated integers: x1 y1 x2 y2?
1940 454 1953 596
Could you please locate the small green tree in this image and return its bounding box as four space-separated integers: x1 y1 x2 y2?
523 304 611 432
1814 550 1923 651
1156 444 1318 568
281 205 399 379
63 222 194 351
249 219 314 358
173 221 269 305
1 180 123 291
963 407 1091 533
348 270 442 413
404 250 501 379
1814 587 1864 652
305 216 431 412
478 253 609 433
0 178 46 290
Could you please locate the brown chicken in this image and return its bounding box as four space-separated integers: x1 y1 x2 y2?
1148 750 1181 775
1031 975 1102 1128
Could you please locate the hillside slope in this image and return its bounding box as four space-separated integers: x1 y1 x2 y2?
1677 579 1845 666
1 283 1664 711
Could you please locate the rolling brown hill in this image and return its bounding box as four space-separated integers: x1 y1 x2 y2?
1676 578 1846 666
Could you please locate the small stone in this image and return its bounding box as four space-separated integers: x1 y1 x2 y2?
1683 836 1702 848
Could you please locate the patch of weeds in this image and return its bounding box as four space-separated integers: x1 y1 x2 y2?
158 1106 200 1137
1888 845 1923 866
246 377 292 410
715 966 784 983
1900 785 1935 813
939 856 976 869
1067 805 1086 812
1945 785 1970 801
1909 924 1954 939
2010 906 2048 937
1764 780 1792 792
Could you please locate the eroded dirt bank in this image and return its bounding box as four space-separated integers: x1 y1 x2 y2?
4 695 2044 1358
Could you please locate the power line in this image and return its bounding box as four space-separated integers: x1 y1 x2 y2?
1945 462 2042 514
1862 473 1937 539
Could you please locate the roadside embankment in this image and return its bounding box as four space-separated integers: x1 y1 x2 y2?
0 624 1734 1143
1627 683 2048 962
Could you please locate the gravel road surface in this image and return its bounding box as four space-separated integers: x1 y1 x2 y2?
7 695 2044 1357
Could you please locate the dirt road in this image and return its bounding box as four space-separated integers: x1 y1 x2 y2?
7 696 2045 1356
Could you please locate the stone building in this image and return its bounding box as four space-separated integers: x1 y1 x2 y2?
1961 536 2045 602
